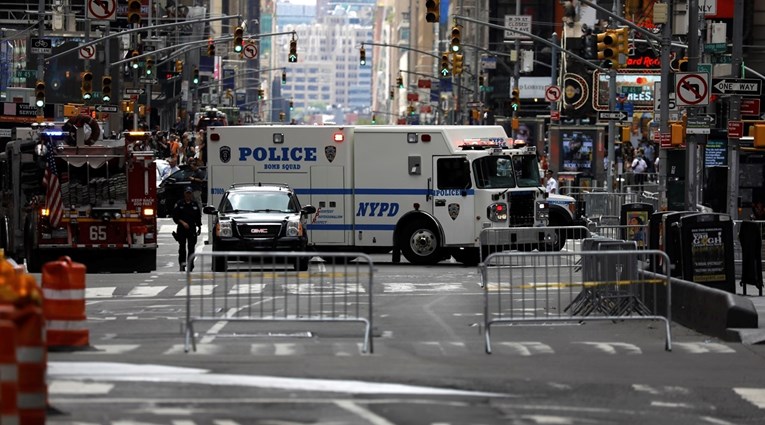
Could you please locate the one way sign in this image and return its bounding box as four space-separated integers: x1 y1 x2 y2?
712 78 762 96
598 111 628 121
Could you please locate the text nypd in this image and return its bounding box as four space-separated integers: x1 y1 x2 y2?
356 202 399 216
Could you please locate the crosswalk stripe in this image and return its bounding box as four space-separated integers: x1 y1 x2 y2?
498 341 555 356
673 342 736 354
86 287 116 299
49 380 114 395
127 286 168 298
575 342 642 355
734 388 765 409
175 285 216 297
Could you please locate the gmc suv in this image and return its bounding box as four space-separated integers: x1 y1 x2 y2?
203 183 316 272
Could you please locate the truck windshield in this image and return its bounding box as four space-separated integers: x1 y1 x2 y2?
472 156 516 188
513 154 542 187
222 192 296 213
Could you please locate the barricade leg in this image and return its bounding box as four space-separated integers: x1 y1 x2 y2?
0 316 19 425
13 306 46 425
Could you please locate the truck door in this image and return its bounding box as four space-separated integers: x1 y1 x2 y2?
308 166 345 244
431 156 474 245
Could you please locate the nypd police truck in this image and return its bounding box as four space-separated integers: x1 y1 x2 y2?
205 125 577 265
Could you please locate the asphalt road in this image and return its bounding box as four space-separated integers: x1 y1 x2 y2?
44 218 765 425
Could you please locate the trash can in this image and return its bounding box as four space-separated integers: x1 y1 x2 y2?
620 203 654 248
663 211 692 278
678 213 735 293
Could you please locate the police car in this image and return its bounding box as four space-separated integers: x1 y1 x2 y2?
202 183 316 271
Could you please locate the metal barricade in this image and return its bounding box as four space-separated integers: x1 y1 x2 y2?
479 226 591 261
581 192 640 219
481 250 672 354
183 252 374 353
593 224 650 248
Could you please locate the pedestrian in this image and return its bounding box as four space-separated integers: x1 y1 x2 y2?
189 158 206 206
172 186 202 272
544 169 558 194
631 149 647 189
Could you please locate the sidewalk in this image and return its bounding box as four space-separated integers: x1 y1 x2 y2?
731 284 765 344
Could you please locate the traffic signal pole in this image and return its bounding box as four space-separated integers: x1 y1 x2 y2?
685 0 700 211
511 0 520 138
728 0 745 219
36 0 44 120
606 0 621 192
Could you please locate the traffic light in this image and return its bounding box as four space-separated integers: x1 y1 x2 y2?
192 67 199 85
754 124 765 148
453 53 464 75
479 71 484 89
289 100 294 111
671 122 685 146
359 45 366 66
288 38 298 63
450 25 461 53
581 32 597 59
621 125 631 142
258 89 264 99
371 114 376 124
130 49 140 69
396 75 404 88
281 71 287 85
389 89 394 100
439 52 450 77
127 0 141 25
510 88 520 111
597 30 617 65
425 0 439 23
233 26 244 53
279 111 285 122
35 81 45 107
175 60 183 73
81 71 93 100
145 57 154 75
101 76 112 102
678 57 689 72
612 27 629 68
207 42 216 57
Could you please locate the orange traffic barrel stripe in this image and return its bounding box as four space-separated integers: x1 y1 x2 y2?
14 306 46 425
41 257 89 348
0 316 19 425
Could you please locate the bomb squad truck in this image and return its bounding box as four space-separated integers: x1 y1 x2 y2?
205 125 578 265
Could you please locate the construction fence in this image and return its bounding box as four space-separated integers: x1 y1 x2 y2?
183 252 374 354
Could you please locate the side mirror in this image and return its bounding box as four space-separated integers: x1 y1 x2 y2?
302 205 317 215
202 206 217 215
166 177 176 184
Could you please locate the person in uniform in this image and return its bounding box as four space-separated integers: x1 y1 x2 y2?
172 186 202 272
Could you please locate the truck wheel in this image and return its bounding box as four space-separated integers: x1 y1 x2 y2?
400 221 442 265
452 248 480 266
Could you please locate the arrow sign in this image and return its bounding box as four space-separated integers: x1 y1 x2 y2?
125 88 144 95
598 111 628 121
95 105 118 113
712 78 762 95
687 114 716 127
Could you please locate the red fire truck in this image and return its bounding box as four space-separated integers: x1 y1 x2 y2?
0 124 157 272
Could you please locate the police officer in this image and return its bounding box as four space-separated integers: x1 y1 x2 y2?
172 186 202 271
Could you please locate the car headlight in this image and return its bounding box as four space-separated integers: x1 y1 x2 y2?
487 203 508 222
219 220 232 237
286 220 302 237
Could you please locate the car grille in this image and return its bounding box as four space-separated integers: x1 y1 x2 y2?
509 191 535 227
236 223 283 239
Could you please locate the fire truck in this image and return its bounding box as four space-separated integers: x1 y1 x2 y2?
206 125 578 265
0 124 158 272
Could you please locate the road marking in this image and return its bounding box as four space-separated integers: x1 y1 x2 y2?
498 342 554 356
176 284 216 297
335 400 397 425
74 345 140 355
86 287 116 298
674 342 736 354
734 388 765 409
650 401 694 408
126 286 167 297
633 384 689 395
49 380 114 395
575 342 642 355
164 344 221 355
229 283 267 295
383 282 464 293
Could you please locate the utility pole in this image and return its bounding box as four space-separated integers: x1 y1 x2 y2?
658 1 672 211
146 0 153 130
511 0 520 138
727 0 744 219
606 0 621 192
550 32 558 125
36 0 44 121
685 0 700 211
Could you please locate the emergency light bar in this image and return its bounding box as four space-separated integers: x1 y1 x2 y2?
333 132 344 142
41 130 65 137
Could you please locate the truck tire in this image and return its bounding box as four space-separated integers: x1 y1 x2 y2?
400 221 442 265
452 247 480 266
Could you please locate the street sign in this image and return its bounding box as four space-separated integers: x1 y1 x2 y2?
417 79 432 89
466 101 482 107
15 70 37 79
480 56 497 70
712 55 732 64
697 63 712 75
503 15 532 41
653 82 678 112
551 110 560 121
242 43 258 60
125 88 145 95
29 38 52 55
704 43 727 54
406 93 419 102
687 115 716 127
79 44 96 60
728 121 744 139
741 98 761 116
86 0 117 20
712 78 762 96
482 86 494 92
621 86 643 95
598 111 628 121
139 78 158 85
544 85 562 103
94 104 118 113
675 73 710 106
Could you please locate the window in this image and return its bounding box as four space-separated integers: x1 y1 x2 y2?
513 155 541 187
437 157 471 190
473 156 516 189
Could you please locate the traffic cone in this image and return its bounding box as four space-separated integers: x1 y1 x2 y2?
13 305 46 425
41 257 89 349
0 309 18 425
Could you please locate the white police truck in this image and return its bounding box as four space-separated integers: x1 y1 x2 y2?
206 125 577 265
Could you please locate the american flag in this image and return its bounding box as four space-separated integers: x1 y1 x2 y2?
42 139 63 228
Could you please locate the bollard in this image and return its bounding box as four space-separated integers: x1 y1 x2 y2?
13 305 46 425
41 257 89 349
